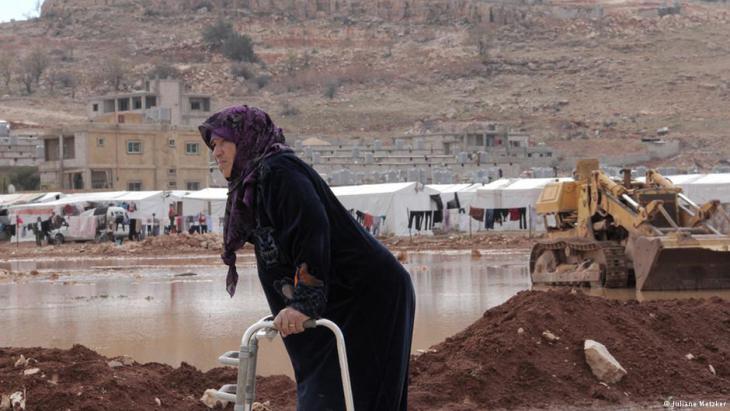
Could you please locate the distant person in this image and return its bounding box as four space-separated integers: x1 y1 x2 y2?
168 205 177 234
200 105 415 410
198 212 208 234
152 213 160 236
33 217 43 246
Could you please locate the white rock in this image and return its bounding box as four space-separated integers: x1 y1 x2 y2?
517 327 524 334
9 391 25 410
23 368 40 376
155 397 161 406
0 395 10 410
709 365 716 375
685 353 695 360
542 330 560 341
120 356 135 366
14 355 27 368
584 340 627 383
200 389 228 409
107 360 123 368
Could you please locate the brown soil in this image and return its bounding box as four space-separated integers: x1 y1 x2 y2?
2 290 728 410
0 345 296 411
409 289 730 410
0 232 535 261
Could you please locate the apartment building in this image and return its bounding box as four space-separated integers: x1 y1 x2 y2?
39 79 213 191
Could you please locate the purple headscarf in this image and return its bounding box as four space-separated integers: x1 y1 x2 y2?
199 105 291 296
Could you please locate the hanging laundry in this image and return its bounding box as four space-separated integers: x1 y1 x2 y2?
446 193 461 210
485 209 495 229
469 206 485 222
363 213 374 232
430 195 443 224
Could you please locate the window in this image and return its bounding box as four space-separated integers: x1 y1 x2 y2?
185 142 200 155
189 97 210 111
97 137 105 147
127 140 142 154
92 103 98 112
118 98 130 111
118 114 125 123
103 99 115 113
62 136 75 159
186 181 200 190
168 168 176 177
145 96 157 108
45 138 59 161
168 138 176 147
132 96 142 110
128 181 142 191
168 181 177 189
91 170 110 189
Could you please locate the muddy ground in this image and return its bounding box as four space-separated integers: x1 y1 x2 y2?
0 231 535 259
2 289 728 410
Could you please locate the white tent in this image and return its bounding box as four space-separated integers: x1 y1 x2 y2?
8 191 166 242
176 188 228 233
427 183 485 232
331 182 438 236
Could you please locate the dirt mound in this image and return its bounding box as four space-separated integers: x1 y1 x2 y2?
0 344 296 410
408 289 730 410
382 232 536 252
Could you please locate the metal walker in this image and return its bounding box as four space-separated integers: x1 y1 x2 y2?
215 316 355 411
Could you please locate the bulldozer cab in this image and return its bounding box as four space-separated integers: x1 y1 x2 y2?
634 189 681 228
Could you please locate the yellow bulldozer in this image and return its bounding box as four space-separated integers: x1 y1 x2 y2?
530 159 730 291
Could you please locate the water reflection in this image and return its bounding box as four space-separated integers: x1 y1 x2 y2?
4 251 727 378
0 252 530 376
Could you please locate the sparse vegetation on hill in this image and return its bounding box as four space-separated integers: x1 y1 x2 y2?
2 0 730 170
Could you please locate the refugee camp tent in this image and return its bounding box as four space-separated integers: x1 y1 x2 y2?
8 191 166 242
427 183 485 232
177 188 227 233
680 174 730 203
331 182 438 236
472 178 572 232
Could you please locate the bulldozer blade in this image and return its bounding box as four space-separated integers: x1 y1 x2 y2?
633 235 730 291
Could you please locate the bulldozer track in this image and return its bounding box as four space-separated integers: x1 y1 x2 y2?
530 239 628 288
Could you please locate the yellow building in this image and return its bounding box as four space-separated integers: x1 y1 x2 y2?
39 79 214 191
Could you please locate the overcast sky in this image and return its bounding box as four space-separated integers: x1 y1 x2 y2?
0 0 42 23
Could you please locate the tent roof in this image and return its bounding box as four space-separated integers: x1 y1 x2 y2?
503 177 571 190
690 173 730 185
331 182 418 196
0 193 46 207
426 184 475 193
184 188 228 201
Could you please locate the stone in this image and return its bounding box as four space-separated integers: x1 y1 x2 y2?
120 356 135 366
200 389 228 409
155 397 162 406
0 394 10 410
685 353 695 360
517 327 524 334
14 355 27 368
542 330 560 342
9 391 24 410
107 360 123 368
23 368 40 376
584 340 626 383
709 365 716 375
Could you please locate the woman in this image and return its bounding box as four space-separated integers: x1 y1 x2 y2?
199 105 415 411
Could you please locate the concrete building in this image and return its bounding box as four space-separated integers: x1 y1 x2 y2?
39 79 213 191
86 78 212 127
291 126 556 186
0 121 44 167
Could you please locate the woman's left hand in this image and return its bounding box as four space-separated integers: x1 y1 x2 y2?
274 307 310 338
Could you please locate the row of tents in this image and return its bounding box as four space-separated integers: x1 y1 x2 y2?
2 172 730 242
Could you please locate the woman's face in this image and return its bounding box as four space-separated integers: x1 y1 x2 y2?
211 136 236 178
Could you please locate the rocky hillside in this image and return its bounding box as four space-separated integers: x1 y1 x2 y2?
2 0 730 170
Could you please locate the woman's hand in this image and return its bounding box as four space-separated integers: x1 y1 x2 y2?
274 307 310 338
